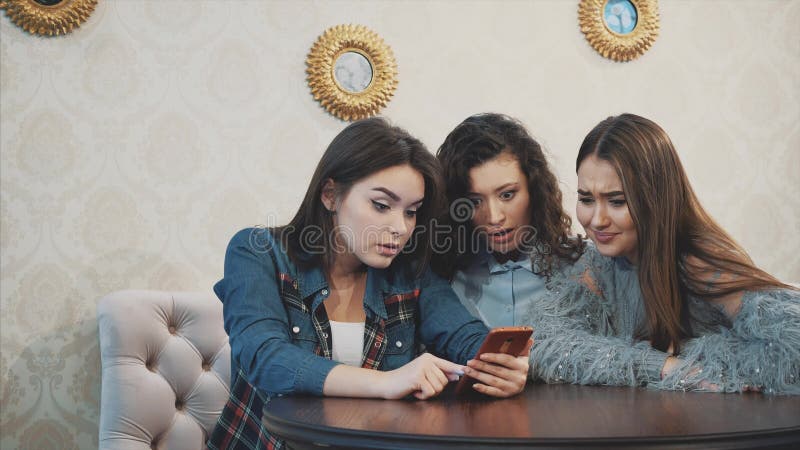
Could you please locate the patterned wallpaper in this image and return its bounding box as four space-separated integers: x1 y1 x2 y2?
1 0 798 448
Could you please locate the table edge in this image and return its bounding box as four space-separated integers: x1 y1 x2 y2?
263 407 800 449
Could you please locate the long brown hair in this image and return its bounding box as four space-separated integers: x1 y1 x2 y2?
576 113 793 352
433 113 583 279
276 117 444 278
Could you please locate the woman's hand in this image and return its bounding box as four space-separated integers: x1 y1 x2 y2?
378 353 466 400
660 355 681 379
463 338 533 397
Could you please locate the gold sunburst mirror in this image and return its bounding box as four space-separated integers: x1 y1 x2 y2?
0 0 97 36
579 0 659 62
306 24 398 121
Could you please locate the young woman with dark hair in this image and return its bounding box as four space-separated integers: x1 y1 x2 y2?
525 113 799 394
433 112 584 333
208 118 531 449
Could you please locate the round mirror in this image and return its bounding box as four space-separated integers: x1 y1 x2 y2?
333 51 373 93
603 0 638 35
2 0 97 36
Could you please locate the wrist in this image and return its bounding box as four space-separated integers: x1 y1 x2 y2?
641 348 670 383
371 369 392 399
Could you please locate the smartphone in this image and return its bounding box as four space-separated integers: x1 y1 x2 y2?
453 326 533 395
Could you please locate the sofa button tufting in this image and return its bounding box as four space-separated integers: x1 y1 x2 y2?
202 362 211 371
168 325 177 334
175 399 184 410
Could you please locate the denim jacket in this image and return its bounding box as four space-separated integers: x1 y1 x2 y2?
208 227 488 449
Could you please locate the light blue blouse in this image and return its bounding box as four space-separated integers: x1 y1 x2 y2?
451 251 547 329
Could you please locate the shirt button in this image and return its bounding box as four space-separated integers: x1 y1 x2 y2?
292 326 300 334
395 341 403 348
321 289 329 296
323 332 329 338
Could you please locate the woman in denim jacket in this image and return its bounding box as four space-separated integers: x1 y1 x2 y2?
208 118 531 449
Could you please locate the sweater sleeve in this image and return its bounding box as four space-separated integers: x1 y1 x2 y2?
524 250 670 387
654 288 800 395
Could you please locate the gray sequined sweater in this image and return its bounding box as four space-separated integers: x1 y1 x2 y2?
522 245 800 395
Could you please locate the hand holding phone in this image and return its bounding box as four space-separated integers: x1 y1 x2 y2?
454 326 533 396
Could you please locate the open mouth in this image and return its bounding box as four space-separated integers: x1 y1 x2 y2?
487 228 514 244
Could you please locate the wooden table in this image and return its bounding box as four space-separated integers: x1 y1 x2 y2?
263 383 800 449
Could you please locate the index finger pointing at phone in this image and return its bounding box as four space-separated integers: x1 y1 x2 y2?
432 356 466 377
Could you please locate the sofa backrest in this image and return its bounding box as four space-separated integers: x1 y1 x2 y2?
97 290 231 449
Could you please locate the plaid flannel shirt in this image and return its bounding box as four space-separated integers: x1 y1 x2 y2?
207 228 487 449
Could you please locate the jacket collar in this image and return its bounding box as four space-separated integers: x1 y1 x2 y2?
295 261 413 321
297 263 327 299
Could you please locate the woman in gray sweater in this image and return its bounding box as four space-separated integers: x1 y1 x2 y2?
526 113 799 394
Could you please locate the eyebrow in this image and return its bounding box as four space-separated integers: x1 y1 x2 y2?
577 189 625 197
467 182 519 196
372 187 424 205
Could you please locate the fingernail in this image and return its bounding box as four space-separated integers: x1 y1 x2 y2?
453 369 464 376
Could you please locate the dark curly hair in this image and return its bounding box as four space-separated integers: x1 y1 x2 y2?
432 113 584 279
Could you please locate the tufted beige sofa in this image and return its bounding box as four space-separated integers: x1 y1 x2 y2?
97 290 231 450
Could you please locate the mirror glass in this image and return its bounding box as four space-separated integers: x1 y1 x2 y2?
334 51 373 93
603 0 638 35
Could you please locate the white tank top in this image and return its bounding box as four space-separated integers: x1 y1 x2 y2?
329 320 365 367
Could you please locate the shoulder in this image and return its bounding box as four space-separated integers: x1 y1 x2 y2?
739 286 800 308
228 227 272 248
714 286 800 328
224 227 296 273
228 227 289 254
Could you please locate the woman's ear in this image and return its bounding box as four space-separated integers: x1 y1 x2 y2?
321 178 337 212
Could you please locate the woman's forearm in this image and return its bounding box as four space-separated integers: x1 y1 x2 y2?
532 325 669 386
322 364 387 397
322 353 468 400
656 289 800 394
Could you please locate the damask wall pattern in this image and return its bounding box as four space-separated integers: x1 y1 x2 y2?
1 1 798 448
